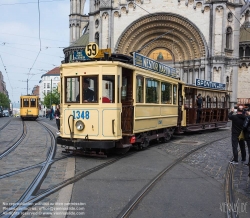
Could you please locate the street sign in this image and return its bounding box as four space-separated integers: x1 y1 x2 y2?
85 42 99 58
95 48 111 58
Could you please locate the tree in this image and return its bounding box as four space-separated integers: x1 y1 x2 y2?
0 92 10 108
41 88 60 108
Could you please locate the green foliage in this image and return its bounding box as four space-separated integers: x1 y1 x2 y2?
0 92 10 108
42 88 60 108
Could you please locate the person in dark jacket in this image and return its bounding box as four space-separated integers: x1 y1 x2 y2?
242 109 250 166
228 105 247 164
196 93 203 123
54 104 60 135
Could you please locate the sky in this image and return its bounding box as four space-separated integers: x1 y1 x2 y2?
0 0 89 105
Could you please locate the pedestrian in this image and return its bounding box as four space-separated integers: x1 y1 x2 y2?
228 105 247 164
50 106 54 120
242 109 250 166
54 104 60 134
196 93 203 123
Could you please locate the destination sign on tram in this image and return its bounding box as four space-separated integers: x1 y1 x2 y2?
133 52 177 78
196 79 226 90
73 50 90 61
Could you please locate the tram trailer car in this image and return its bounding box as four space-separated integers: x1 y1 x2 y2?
20 95 39 120
57 54 229 156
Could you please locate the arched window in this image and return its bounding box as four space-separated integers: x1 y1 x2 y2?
239 47 244 57
246 46 250 57
226 27 232 49
95 32 99 45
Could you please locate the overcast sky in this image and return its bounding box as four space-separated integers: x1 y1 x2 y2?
0 0 89 105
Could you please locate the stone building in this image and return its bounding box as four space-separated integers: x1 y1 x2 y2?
0 71 8 97
65 0 250 107
39 67 60 116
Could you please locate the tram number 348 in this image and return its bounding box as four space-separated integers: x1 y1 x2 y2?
73 111 90 120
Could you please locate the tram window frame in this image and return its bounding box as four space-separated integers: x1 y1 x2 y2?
161 82 172 104
65 76 80 103
146 78 159 104
23 99 29 107
136 75 144 103
102 75 115 103
30 98 36 107
82 76 99 103
173 84 177 104
117 75 120 103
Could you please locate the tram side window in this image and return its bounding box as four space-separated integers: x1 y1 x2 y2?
102 75 115 103
23 99 29 107
136 76 144 103
30 98 36 107
121 76 128 101
173 85 177 104
65 77 79 103
146 78 159 103
82 76 98 103
161 82 172 104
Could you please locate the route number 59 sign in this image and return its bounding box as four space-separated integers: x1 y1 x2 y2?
85 42 99 58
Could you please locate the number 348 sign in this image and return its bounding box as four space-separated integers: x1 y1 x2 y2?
85 42 99 58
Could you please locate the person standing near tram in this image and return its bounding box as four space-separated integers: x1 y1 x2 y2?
54 104 60 135
196 93 203 123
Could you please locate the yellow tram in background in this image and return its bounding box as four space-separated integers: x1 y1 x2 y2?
20 95 39 120
57 46 229 156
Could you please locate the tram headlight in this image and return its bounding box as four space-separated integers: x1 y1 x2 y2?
76 120 85 131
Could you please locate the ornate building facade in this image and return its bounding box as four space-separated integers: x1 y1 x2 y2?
66 0 250 107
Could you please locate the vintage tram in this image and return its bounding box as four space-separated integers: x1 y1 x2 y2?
20 95 39 120
57 50 229 156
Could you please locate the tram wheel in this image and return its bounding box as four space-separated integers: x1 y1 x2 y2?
163 132 171 142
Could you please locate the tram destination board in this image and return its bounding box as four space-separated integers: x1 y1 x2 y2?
196 79 226 90
73 50 90 61
133 52 177 78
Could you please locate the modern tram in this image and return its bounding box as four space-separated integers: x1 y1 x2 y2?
20 95 39 120
57 49 229 156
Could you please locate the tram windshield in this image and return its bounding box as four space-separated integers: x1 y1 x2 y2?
30 98 36 107
65 76 98 103
102 75 115 103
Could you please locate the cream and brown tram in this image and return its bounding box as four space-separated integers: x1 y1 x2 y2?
20 95 39 120
57 53 229 156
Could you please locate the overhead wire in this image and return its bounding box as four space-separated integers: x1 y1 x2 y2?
0 55 13 90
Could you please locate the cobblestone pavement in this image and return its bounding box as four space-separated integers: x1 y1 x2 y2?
0 118 23 154
0 117 72 217
157 126 250 200
1 117 250 217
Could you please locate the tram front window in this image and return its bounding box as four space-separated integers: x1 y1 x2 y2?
102 75 115 103
30 98 36 107
82 76 98 103
65 77 80 103
23 99 29 107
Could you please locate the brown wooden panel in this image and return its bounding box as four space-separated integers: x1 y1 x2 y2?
121 105 134 134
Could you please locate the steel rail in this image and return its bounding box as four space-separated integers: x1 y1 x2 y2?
0 121 26 159
1 122 57 218
224 162 238 218
0 119 11 131
116 136 230 218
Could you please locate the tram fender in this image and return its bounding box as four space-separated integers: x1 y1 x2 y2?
57 136 116 149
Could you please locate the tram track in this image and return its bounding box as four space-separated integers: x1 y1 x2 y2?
224 160 238 218
116 136 232 218
0 121 26 159
0 122 57 218
0 119 11 131
1 134 233 218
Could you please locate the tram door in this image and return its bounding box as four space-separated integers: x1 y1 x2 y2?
121 68 134 134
